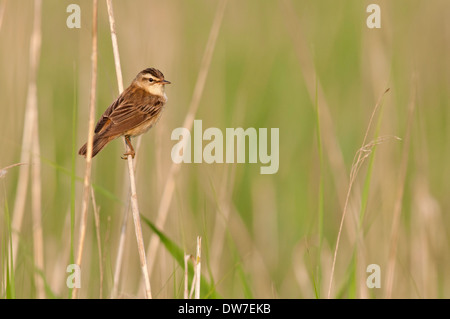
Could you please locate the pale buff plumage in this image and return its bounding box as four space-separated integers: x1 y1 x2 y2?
79 68 170 158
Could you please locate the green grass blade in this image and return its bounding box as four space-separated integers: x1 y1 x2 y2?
33 266 58 299
140 214 219 298
236 262 253 298
314 74 324 298
69 64 78 299
4 198 15 298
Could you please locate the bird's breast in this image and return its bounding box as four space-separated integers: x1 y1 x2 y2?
124 111 163 137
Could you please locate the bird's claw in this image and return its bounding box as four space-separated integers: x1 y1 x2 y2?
121 151 135 160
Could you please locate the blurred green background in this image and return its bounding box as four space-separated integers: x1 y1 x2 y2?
1 0 450 298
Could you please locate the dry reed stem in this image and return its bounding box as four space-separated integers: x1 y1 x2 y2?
188 254 196 299
127 154 152 299
10 91 31 267
90 186 103 298
111 196 128 297
111 194 129 297
184 253 190 299
385 84 416 298
73 0 98 299
106 0 152 299
0 163 27 177
327 89 391 299
105 0 131 297
31 110 44 298
108 0 144 287
0 0 7 32
187 237 203 299
144 0 228 279
195 236 202 299
10 0 42 275
30 0 43 298
106 0 123 93
112 136 142 297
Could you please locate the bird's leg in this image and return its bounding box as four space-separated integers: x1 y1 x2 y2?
121 135 135 159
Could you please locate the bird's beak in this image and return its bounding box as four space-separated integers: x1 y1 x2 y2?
162 79 171 84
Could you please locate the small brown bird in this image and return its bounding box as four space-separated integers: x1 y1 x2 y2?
79 68 170 159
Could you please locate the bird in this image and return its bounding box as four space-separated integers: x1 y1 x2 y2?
78 67 170 159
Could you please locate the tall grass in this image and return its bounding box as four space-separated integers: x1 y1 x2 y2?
1 0 450 299
72 0 98 300
105 0 153 299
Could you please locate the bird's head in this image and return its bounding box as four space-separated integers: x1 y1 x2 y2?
134 67 171 96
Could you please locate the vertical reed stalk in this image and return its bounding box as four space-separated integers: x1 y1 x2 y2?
31 114 44 298
112 134 142 297
194 236 201 299
72 0 98 299
106 0 152 299
90 186 103 298
184 253 190 299
10 1 43 292
187 237 202 299
29 0 43 299
0 0 7 32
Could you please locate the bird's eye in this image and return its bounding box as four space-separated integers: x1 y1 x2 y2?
148 78 154 82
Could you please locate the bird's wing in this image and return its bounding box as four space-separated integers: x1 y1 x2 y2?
94 94 124 134
94 88 164 138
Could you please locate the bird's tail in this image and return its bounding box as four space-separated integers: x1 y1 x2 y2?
78 135 113 158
